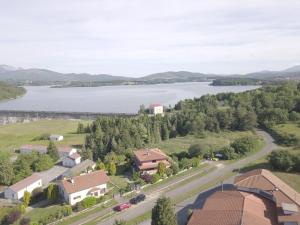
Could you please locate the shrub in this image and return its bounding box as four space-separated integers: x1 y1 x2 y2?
165 168 173 177
151 174 161 184
220 146 238 160
47 183 59 203
231 136 257 155
268 150 295 172
190 157 200 167
132 170 140 181
20 217 31 225
170 162 179 175
16 203 26 214
5 210 21 224
62 205 72 216
179 158 192 169
188 143 209 158
157 162 166 177
83 196 97 208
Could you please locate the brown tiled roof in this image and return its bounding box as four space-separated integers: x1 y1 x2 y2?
9 173 41 192
234 169 300 206
58 146 74 153
68 153 81 160
138 160 171 170
61 170 109 194
134 148 168 163
187 191 278 225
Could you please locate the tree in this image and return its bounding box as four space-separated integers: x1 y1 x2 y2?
188 143 209 158
23 191 31 207
231 137 257 155
33 154 54 172
170 162 179 175
96 160 106 171
268 150 295 172
220 146 238 160
151 196 177 225
158 162 166 177
108 161 117 176
47 141 59 161
47 183 58 203
161 124 170 141
77 122 85 134
0 154 15 185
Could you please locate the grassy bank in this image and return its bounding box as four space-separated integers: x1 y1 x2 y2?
0 81 26 101
149 131 261 154
0 119 90 152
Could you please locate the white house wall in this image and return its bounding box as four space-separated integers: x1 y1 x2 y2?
4 179 42 200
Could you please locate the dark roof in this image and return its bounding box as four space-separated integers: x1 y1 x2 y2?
62 159 96 177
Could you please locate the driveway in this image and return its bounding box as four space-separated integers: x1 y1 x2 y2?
37 165 69 187
69 130 277 225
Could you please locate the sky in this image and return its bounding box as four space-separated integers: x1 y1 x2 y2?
1 0 300 77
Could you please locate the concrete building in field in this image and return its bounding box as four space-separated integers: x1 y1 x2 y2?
133 148 170 175
58 170 109 205
19 145 77 158
149 104 164 115
50 134 64 141
62 153 81 168
187 169 300 225
4 174 42 200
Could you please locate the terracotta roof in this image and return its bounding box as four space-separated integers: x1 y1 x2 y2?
61 170 109 194
134 148 168 163
187 191 278 225
234 169 300 206
58 146 74 153
150 104 162 108
8 173 41 192
138 160 171 170
68 153 81 160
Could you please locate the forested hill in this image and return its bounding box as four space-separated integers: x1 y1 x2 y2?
81 82 300 161
0 81 26 101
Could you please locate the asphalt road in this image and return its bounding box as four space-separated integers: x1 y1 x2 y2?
73 130 277 225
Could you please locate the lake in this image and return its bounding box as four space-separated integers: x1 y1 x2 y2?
0 82 259 113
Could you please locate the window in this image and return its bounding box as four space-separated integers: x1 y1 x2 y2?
73 196 81 200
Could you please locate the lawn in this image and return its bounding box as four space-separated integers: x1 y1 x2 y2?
272 122 300 139
149 130 262 154
25 205 64 223
0 119 91 152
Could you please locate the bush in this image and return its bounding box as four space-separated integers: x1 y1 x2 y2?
62 205 72 216
190 157 200 167
157 162 166 177
179 158 192 169
268 150 295 172
20 217 31 225
170 162 179 175
151 174 161 184
31 187 45 204
5 210 21 224
220 146 238 160
82 196 97 208
188 143 209 158
231 136 257 155
165 168 173 177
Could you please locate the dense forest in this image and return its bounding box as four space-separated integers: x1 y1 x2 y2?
82 82 300 161
0 81 26 101
211 78 263 86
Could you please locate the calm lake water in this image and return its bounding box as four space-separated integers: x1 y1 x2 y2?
0 82 258 113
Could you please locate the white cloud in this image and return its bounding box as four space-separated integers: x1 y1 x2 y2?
0 0 300 76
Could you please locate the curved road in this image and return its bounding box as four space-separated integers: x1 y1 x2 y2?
71 130 277 225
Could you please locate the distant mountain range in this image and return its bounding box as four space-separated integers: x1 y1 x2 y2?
0 64 299 87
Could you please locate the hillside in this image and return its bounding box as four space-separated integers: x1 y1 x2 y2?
0 64 300 87
0 81 26 101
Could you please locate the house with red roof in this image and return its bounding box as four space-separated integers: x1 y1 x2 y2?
149 104 164 115
4 173 42 200
58 170 109 205
133 148 170 175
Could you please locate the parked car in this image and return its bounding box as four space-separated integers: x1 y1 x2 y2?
114 203 131 211
130 194 146 204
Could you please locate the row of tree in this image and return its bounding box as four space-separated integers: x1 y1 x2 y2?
80 82 299 162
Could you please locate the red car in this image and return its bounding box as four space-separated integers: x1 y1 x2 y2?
114 203 131 211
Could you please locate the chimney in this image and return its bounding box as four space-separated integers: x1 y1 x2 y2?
70 178 75 184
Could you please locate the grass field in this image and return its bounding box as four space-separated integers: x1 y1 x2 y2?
149 130 262 154
0 119 91 152
272 122 300 139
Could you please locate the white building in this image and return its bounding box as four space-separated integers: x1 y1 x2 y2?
50 135 64 142
4 174 42 200
59 170 109 205
149 104 164 115
19 145 77 158
62 153 81 168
